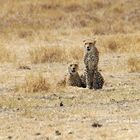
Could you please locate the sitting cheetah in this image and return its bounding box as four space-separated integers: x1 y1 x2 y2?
83 39 99 89
81 70 104 89
65 63 83 87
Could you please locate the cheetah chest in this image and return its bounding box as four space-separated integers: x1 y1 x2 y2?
86 55 97 70
67 74 81 87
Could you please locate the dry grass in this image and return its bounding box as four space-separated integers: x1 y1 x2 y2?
98 33 140 53
29 46 66 64
0 1 140 139
17 73 50 93
127 57 140 72
0 45 16 63
18 30 33 39
106 39 118 52
29 46 83 64
0 73 11 84
56 78 66 88
66 46 84 62
0 0 139 65
0 0 139 33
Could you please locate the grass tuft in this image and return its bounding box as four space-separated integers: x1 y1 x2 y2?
107 40 118 52
127 57 140 72
17 73 50 93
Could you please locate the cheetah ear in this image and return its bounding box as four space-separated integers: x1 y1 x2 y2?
93 40 96 45
83 39 86 43
83 40 86 46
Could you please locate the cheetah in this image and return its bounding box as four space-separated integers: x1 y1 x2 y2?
80 70 104 89
65 63 83 87
83 39 99 89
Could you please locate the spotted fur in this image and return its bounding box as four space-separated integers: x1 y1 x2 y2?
83 39 99 89
81 70 104 89
65 63 83 87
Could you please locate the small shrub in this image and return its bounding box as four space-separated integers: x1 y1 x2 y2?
107 40 118 52
127 57 140 72
18 30 32 38
20 73 50 93
57 79 66 88
112 5 124 14
65 4 81 12
92 1 104 9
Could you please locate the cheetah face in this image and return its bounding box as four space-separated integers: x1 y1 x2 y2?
85 42 93 51
83 40 96 53
68 64 79 74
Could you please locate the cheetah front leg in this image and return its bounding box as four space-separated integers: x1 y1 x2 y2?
86 69 94 89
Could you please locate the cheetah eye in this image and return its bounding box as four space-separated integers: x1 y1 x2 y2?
89 43 93 45
85 43 88 46
75 64 78 67
70 64 72 67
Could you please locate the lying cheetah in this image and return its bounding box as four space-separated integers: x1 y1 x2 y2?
65 63 83 87
81 70 104 89
83 39 99 89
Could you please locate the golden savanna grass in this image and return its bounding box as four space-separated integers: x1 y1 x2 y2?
0 45 16 63
127 57 140 72
29 46 66 63
28 33 140 64
29 46 83 63
17 73 50 93
0 0 139 64
0 0 139 36
0 0 139 92
98 33 140 53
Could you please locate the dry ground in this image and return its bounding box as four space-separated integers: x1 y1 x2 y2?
0 0 140 140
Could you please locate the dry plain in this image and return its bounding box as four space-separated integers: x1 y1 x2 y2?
0 0 140 140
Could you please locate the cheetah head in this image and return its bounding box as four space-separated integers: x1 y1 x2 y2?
68 63 79 75
83 39 96 52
